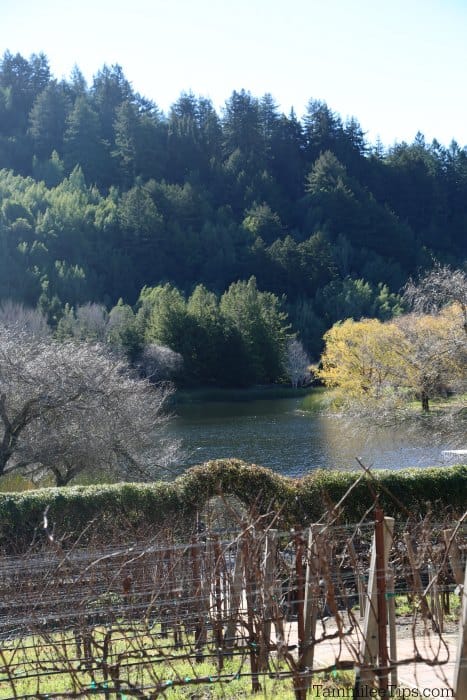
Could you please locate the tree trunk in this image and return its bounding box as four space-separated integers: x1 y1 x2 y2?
0 432 14 478
421 392 430 412
50 466 72 487
0 450 8 478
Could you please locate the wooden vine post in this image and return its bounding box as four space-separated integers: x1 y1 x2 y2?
302 525 320 691
454 559 467 699
295 530 306 657
224 535 244 655
357 509 394 695
260 529 278 670
213 535 224 670
386 565 398 689
243 531 261 694
190 535 205 663
443 528 464 586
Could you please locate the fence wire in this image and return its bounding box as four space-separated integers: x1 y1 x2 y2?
0 499 465 699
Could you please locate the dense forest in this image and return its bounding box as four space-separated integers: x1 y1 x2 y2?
1 51 466 385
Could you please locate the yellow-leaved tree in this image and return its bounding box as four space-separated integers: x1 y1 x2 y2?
317 317 405 406
318 305 466 413
394 304 466 412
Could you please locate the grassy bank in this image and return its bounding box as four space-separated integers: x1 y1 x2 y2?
407 391 467 413
298 387 328 411
303 388 467 416
0 625 353 699
0 460 465 550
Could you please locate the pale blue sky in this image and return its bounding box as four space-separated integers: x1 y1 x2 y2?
2 0 467 147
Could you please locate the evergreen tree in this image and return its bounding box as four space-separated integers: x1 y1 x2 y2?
0 51 51 133
113 100 139 186
118 185 164 285
303 99 344 165
220 277 290 383
91 63 133 144
63 96 107 183
29 81 71 158
186 285 228 384
223 90 264 163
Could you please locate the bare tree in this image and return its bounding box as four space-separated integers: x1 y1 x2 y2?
0 325 180 486
74 302 109 341
404 264 467 334
136 343 183 382
284 338 310 388
0 299 50 337
394 310 466 412
56 303 110 343
402 264 467 442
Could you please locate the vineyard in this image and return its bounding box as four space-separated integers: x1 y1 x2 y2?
0 489 465 699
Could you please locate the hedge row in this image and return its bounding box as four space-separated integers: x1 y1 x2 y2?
0 460 465 549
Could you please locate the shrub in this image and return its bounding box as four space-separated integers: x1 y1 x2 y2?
0 459 465 550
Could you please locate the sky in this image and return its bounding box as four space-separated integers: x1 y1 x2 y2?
2 0 467 147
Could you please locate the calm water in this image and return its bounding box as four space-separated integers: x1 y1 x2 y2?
169 395 452 478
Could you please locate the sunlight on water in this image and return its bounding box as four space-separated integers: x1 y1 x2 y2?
169 394 452 478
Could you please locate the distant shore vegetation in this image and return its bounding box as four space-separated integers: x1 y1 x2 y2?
0 50 465 371
0 52 466 490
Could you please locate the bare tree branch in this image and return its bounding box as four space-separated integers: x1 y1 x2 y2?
0 325 182 485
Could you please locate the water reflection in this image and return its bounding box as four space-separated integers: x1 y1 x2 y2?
169 396 450 478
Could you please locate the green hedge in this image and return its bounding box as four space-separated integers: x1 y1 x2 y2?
0 460 465 549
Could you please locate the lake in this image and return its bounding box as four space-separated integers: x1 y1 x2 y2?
169 393 453 478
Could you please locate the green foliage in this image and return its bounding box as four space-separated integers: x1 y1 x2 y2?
32 149 65 187
315 277 402 326
142 283 188 348
186 285 228 384
107 298 142 359
138 278 290 386
63 96 107 183
0 50 466 375
243 202 283 245
2 631 342 699
220 277 290 383
29 81 70 158
0 460 464 549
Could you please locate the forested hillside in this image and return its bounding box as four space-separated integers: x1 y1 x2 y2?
1 51 466 382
